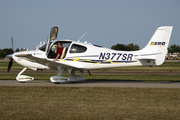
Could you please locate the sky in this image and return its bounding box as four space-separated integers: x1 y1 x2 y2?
0 0 180 50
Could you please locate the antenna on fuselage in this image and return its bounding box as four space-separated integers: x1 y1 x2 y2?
78 32 87 42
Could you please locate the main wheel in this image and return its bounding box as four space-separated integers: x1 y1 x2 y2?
72 81 77 83
54 82 60 84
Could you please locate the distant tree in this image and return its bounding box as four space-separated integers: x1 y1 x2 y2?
126 43 140 51
0 48 13 58
111 43 140 51
168 44 180 53
15 48 20 52
111 44 126 50
0 49 6 58
3 48 13 55
0 49 7 58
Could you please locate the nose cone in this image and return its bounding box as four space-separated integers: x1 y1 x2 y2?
5 53 14 59
12 53 15 59
12 50 33 63
12 51 22 62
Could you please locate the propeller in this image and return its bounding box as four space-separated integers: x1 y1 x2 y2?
7 37 14 73
8 58 13 73
11 36 14 52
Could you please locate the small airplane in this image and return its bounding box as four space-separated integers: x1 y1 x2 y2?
7 26 173 83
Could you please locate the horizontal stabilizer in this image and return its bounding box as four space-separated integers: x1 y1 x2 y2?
136 58 156 60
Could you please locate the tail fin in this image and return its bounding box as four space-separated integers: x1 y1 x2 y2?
140 26 173 65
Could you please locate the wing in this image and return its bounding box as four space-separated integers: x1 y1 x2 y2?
15 53 84 70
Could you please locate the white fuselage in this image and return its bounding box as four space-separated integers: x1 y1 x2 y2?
12 40 156 71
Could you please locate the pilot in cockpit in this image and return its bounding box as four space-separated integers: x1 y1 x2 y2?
53 42 63 61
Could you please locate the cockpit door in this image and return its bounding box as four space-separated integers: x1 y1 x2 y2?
45 26 58 55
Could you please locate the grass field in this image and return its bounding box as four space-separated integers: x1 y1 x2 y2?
1 61 180 82
0 61 24 70
103 62 180 71
1 74 180 82
1 61 180 71
1 61 180 120
1 61 180 81
0 87 180 120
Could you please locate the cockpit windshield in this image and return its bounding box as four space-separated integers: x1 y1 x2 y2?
39 43 47 52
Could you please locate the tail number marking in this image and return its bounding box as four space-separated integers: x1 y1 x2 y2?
99 53 133 61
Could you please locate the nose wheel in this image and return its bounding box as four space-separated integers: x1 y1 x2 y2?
16 67 34 83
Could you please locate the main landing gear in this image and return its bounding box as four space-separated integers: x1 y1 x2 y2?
16 67 85 84
50 66 85 84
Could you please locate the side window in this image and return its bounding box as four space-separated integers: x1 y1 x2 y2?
70 44 87 53
51 44 57 53
47 43 58 58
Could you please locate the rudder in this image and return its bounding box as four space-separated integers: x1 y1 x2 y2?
140 26 173 65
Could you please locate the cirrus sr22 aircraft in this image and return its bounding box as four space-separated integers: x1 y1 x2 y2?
7 26 173 83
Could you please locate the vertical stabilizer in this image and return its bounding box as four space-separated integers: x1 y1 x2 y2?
140 26 173 65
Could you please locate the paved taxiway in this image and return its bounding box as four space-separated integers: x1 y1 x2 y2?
0 80 180 88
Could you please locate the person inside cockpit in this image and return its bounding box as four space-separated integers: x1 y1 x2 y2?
53 42 63 61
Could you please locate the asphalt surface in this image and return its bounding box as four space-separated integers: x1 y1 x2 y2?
0 80 180 88
1 70 180 88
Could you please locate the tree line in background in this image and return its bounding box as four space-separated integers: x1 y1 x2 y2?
0 44 180 59
111 43 140 51
168 44 180 54
0 48 20 59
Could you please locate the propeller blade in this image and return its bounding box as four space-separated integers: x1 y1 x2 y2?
7 37 14 73
7 58 13 73
11 36 14 52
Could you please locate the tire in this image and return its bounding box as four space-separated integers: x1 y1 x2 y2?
54 82 60 84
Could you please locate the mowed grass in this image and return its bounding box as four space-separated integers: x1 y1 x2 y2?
0 86 180 120
1 61 180 71
0 61 23 70
1 62 180 120
1 74 180 82
1 61 180 81
105 62 180 71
